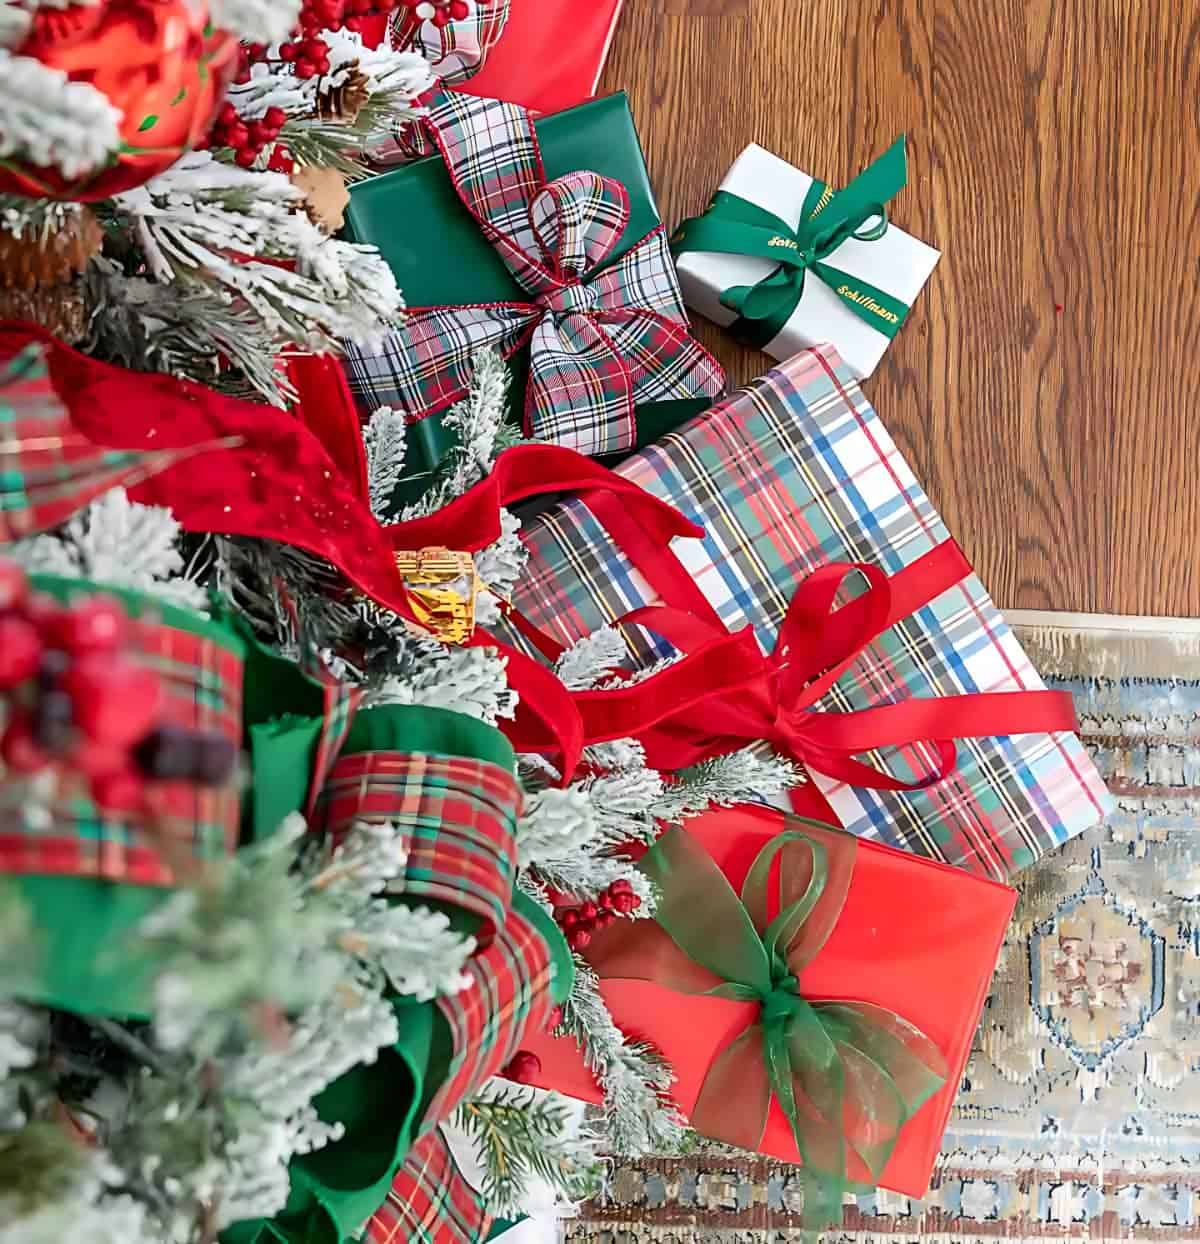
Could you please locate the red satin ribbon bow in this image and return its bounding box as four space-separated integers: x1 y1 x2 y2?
510 539 1079 791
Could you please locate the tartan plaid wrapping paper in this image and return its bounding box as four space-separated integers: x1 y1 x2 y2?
343 90 724 456
501 344 1113 881
0 604 244 885
0 344 205 542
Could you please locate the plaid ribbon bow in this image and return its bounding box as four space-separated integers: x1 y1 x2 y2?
346 90 725 456
390 0 511 86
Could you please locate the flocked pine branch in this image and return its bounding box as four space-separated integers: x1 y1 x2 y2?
105 152 403 358
207 0 302 45
561 962 684 1156
7 489 207 610
0 48 121 182
554 626 627 691
451 1082 602 1218
654 748 805 821
363 405 408 521
86 261 290 407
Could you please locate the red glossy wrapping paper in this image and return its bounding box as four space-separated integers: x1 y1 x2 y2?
362 1 624 115
523 804 1016 1196
462 0 624 113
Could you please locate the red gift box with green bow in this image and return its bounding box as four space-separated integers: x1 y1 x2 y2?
521 803 1016 1216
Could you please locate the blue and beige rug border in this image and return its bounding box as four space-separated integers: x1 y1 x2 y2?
565 611 1200 1242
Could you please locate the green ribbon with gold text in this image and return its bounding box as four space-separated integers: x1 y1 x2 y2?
592 822 947 1230
671 136 911 351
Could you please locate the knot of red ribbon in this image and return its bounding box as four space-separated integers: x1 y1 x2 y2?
510 540 1078 794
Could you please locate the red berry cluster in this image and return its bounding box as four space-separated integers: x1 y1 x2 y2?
208 102 289 168
0 561 237 813
400 0 471 29
277 33 333 80
556 879 641 952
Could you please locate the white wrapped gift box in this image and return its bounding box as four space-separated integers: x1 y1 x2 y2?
674 142 941 378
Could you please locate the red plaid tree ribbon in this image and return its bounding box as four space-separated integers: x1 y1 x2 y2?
316 749 520 932
368 1130 491 1244
345 90 724 455
390 0 511 86
0 588 244 886
0 343 237 542
367 900 554 1244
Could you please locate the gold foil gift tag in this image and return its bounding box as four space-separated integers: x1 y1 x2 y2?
395 547 479 644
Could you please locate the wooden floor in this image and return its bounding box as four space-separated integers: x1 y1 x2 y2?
601 0 1200 617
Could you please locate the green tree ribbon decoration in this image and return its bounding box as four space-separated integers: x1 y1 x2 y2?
591 822 947 1230
671 136 911 352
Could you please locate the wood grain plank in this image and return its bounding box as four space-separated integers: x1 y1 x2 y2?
604 0 1200 615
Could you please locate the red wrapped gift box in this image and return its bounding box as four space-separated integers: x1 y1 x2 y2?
365 1 625 116
522 804 1016 1197
463 0 625 114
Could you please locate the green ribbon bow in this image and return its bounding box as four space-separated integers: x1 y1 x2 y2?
593 821 947 1230
671 136 911 352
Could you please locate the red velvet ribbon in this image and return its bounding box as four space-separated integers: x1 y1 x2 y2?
503 506 1079 794
1 323 664 783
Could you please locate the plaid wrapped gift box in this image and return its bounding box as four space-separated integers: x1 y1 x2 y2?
500 345 1112 880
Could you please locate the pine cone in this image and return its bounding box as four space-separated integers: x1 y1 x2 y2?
0 282 89 343
319 66 372 124
0 207 102 292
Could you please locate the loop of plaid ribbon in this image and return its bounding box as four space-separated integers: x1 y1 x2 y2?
296 706 556 1244
346 90 725 456
390 0 511 87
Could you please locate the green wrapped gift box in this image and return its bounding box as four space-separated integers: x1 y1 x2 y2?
341 90 721 498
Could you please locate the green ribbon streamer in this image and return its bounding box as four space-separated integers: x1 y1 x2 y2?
617 823 947 1230
671 136 911 351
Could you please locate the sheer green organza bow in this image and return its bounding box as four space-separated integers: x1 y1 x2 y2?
671 136 911 351
593 823 947 1230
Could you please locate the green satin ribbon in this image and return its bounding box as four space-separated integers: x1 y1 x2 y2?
671 136 911 352
599 822 947 1230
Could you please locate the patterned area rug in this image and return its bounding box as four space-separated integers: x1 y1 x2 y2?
565 614 1200 1242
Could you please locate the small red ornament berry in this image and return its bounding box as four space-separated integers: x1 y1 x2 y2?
580 900 598 920
92 771 145 813
610 878 634 894
279 41 298 61
59 596 128 655
72 737 131 779
264 106 288 130
0 560 28 613
0 615 42 689
599 889 615 909
449 0 470 18
502 1050 542 1084
1 718 48 775
558 907 580 929
63 655 164 747
612 890 640 914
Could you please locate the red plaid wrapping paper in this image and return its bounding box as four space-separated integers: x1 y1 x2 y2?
316 750 521 932
0 601 244 885
499 345 1113 881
